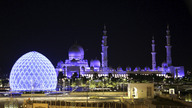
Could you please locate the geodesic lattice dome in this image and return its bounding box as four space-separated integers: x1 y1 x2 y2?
9 51 57 91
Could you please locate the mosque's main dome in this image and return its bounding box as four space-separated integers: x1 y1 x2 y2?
9 51 57 91
68 44 84 60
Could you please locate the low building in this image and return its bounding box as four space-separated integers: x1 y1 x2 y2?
127 83 154 99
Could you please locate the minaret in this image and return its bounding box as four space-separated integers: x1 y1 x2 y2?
101 25 108 70
165 25 172 66
151 36 156 71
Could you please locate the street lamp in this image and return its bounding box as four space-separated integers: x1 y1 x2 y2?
68 79 70 92
102 78 104 95
86 82 89 106
123 78 126 96
62 78 66 95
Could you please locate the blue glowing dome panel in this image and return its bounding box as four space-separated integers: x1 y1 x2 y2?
9 51 57 91
90 59 100 67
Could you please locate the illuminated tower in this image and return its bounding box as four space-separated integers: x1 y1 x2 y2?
101 25 108 70
165 25 172 66
151 36 156 71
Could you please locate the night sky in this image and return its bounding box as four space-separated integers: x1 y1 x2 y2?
0 0 192 75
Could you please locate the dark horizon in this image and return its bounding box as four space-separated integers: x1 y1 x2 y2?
0 0 192 75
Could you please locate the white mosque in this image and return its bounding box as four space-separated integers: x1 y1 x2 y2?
55 25 184 78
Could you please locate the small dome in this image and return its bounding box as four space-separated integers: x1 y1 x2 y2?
57 60 64 68
144 67 150 71
68 44 84 60
134 67 141 71
117 66 123 71
162 62 168 68
126 67 131 71
108 67 113 71
90 59 100 67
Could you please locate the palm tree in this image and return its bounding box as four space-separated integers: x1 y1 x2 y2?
89 83 96 91
71 82 76 91
97 81 104 88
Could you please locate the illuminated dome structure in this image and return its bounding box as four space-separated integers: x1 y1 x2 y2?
9 51 57 91
90 59 100 67
68 44 84 60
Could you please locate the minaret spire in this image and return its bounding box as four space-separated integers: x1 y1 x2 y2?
166 25 170 36
101 24 108 71
165 24 172 66
103 24 107 36
151 36 156 71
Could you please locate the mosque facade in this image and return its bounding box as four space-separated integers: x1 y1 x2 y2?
55 25 184 79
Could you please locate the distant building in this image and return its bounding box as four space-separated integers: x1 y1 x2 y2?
127 83 154 99
56 25 185 78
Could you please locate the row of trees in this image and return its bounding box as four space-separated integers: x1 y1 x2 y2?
59 72 191 91
68 76 128 91
69 76 151 91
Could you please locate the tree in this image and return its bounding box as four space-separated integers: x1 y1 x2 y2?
98 81 104 88
88 80 96 91
89 83 96 91
108 73 112 78
72 72 78 80
104 77 108 82
106 83 114 88
80 83 87 87
141 80 148 83
130 80 135 83
71 82 76 87
93 73 98 79
71 82 76 91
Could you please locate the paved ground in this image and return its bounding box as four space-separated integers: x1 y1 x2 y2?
0 95 122 108
152 96 190 108
1 93 191 108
